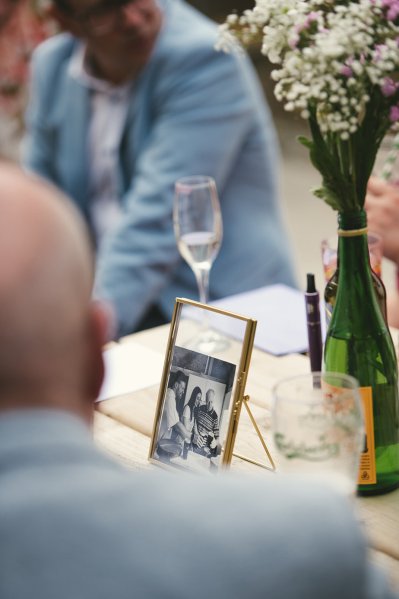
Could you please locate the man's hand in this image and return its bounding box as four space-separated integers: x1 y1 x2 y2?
173 421 191 443
365 176 399 266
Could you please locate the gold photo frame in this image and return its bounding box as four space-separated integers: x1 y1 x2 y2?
148 298 272 472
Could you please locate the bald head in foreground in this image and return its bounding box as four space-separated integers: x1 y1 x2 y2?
0 164 106 422
0 165 396 599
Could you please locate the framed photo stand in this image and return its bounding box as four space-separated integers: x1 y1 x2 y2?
148 298 276 473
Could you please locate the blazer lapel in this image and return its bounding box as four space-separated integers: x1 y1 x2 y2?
61 79 91 218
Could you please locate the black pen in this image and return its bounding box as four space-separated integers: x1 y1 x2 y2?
305 273 323 373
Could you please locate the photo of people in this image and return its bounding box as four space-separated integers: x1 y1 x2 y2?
152 346 236 472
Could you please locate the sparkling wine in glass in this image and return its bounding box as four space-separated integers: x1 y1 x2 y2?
174 176 222 304
174 176 224 350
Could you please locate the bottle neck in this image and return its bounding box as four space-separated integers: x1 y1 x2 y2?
330 210 386 334
338 209 367 232
337 210 371 273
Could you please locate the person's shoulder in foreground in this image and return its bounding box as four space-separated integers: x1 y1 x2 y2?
0 406 396 599
0 157 393 599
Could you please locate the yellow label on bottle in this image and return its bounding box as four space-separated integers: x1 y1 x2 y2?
358 387 376 485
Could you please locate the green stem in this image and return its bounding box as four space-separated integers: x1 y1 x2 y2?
348 138 357 209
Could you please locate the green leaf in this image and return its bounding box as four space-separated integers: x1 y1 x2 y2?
297 135 313 150
312 186 340 211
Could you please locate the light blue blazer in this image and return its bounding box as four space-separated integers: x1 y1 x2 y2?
24 0 296 336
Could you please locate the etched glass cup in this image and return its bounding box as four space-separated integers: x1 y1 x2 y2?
271 372 364 495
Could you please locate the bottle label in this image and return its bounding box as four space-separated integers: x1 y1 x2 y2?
358 387 376 485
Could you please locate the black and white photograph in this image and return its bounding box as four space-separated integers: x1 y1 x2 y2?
151 346 236 472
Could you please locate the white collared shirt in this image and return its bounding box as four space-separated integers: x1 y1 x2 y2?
68 43 131 246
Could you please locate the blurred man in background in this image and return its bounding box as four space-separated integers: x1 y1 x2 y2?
24 0 296 337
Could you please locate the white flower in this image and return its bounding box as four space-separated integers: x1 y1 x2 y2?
218 0 399 137
226 14 238 25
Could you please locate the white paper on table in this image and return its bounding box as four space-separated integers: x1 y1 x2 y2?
96 341 165 402
209 285 326 356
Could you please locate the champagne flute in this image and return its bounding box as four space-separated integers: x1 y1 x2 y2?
173 175 224 350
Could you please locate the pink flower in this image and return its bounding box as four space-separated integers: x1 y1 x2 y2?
389 105 399 122
381 77 398 97
381 0 399 20
305 12 319 27
291 11 320 46
374 44 385 61
340 65 353 77
388 4 399 20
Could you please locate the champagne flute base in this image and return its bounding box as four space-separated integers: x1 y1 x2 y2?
183 324 230 354
192 328 230 354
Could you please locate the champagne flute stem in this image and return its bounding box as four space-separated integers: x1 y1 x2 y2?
193 266 210 305
193 266 210 331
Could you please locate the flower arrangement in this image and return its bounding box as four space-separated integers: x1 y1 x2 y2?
218 0 399 213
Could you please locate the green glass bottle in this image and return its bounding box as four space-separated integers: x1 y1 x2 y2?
324 210 399 495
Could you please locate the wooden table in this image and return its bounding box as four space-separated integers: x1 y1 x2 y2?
94 324 399 591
